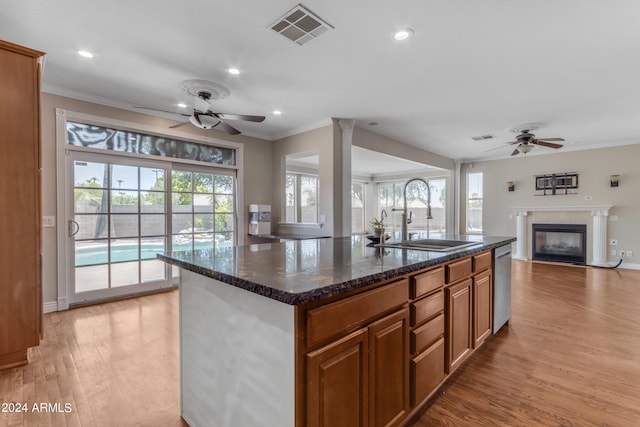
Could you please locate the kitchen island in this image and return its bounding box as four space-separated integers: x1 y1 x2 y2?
159 235 515 427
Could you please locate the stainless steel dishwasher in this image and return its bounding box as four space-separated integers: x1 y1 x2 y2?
493 244 512 333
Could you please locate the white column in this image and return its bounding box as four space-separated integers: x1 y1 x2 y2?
453 159 462 235
336 119 354 237
591 208 609 266
514 210 528 260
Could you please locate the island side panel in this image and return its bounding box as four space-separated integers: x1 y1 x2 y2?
179 269 295 427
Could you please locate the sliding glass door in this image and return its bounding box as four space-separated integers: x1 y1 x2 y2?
70 153 170 303
170 167 236 253
68 152 237 304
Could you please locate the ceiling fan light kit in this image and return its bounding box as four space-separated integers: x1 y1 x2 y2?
190 113 221 130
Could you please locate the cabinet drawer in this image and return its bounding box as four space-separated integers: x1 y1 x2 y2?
410 337 445 406
306 279 409 347
446 257 472 283
411 267 444 299
410 290 444 326
411 313 444 354
473 251 492 273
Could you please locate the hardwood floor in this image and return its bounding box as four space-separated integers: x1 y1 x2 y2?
1 261 639 426
413 261 640 427
0 291 184 427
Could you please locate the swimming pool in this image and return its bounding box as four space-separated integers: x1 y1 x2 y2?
75 239 230 266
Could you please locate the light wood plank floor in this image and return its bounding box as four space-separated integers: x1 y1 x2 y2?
1 261 639 426
413 261 640 426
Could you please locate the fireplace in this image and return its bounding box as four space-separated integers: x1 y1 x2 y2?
532 223 587 265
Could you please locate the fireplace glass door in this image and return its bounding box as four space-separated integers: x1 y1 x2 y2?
532 224 587 265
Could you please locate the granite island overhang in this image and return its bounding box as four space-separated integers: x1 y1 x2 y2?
158 235 515 427
158 235 516 305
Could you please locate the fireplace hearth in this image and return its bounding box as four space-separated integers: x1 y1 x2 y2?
532 223 587 265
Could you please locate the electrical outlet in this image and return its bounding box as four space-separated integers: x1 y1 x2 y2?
609 239 618 246
42 216 56 227
627 251 633 257
620 250 626 257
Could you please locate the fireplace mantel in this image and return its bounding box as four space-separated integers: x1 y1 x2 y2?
513 205 613 214
512 205 613 267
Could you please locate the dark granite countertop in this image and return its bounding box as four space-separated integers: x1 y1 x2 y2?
158 234 515 306
250 234 331 240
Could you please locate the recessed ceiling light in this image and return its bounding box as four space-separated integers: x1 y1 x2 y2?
177 103 187 108
393 28 413 41
228 68 240 75
77 50 94 58
273 110 282 115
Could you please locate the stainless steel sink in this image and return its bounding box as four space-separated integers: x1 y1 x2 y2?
379 238 480 252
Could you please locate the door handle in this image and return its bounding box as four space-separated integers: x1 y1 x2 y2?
68 219 80 237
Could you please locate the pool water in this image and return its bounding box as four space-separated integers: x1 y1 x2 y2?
75 240 227 266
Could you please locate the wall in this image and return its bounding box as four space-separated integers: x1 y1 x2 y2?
460 144 640 267
40 93 273 307
271 125 335 236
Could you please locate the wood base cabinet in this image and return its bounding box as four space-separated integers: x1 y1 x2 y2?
306 328 370 427
304 279 410 427
446 278 473 373
473 270 493 348
302 249 499 427
0 40 44 370
306 308 409 427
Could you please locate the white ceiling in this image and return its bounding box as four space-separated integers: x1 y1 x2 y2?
3 1 640 162
287 146 442 176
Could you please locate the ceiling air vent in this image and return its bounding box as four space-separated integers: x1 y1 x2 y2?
269 4 333 45
471 134 496 141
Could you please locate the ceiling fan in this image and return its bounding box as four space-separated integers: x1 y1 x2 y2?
508 130 564 156
135 80 265 135
486 125 565 156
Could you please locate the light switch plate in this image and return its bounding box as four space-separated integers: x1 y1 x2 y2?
42 216 56 227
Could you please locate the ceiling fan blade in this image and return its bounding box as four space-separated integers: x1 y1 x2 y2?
533 140 563 149
134 106 190 117
217 121 241 135
511 148 520 156
213 113 266 122
536 137 565 142
169 121 191 129
483 141 518 153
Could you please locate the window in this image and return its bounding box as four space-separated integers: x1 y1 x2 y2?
351 181 366 233
467 172 483 233
285 172 318 223
377 178 447 233
67 121 236 165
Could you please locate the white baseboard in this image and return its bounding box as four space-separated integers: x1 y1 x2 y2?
43 301 59 313
619 262 640 270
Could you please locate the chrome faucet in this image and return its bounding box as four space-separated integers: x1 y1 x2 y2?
394 178 432 241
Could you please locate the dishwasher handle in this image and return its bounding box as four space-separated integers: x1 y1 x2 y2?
496 250 512 260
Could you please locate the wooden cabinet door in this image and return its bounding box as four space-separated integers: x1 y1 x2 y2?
446 278 472 373
473 270 492 348
306 328 369 427
0 41 43 369
368 308 409 427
